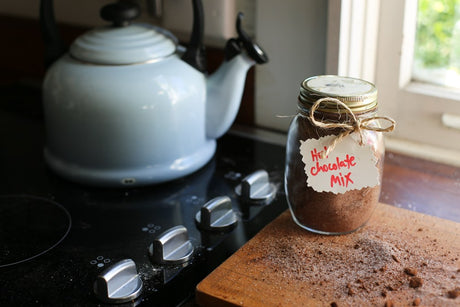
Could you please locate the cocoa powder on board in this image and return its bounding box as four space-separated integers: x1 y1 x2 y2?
249 211 460 306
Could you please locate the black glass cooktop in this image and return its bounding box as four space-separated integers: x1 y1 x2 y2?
0 85 288 306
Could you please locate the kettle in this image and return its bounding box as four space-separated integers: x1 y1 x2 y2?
40 0 268 187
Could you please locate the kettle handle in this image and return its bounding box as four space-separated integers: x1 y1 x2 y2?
39 0 67 68
224 13 268 64
180 0 207 73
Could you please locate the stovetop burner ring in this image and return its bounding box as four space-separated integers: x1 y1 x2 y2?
0 195 72 268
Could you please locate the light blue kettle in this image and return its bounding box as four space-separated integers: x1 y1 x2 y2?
40 0 268 187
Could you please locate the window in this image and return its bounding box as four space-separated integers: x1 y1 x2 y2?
413 0 460 89
327 0 460 165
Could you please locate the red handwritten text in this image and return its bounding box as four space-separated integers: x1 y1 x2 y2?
310 147 329 162
330 172 354 188
310 153 356 176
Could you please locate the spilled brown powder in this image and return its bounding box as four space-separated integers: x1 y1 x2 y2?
404 267 418 276
409 277 423 288
448 287 460 299
384 300 394 307
243 210 460 306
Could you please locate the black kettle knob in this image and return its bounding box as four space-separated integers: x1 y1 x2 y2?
100 2 141 27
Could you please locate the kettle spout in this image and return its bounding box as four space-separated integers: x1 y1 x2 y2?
206 54 255 139
206 13 268 139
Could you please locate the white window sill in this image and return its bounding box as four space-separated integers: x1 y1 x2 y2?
385 137 460 168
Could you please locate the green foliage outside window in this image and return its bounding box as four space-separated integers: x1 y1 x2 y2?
415 0 460 71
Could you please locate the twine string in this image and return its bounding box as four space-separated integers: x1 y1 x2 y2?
308 97 396 159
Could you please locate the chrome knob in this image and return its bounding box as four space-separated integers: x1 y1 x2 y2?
93 259 143 304
235 170 277 205
195 196 238 231
149 225 194 265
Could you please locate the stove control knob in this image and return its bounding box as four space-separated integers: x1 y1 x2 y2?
195 196 238 231
93 259 143 304
235 170 277 205
149 225 194 265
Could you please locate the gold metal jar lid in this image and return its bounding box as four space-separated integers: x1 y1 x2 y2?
299 75 378 113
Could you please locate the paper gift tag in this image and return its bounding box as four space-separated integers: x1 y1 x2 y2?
299 134 380 194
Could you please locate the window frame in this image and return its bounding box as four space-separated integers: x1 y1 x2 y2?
326 0 460 166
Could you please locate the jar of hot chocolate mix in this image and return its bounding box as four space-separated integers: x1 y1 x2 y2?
285 75 395 235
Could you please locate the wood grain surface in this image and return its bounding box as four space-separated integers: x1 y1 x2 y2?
196 204 460 307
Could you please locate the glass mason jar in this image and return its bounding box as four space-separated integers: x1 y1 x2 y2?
285 75 386 235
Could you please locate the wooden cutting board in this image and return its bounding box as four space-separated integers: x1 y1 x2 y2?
196 203 460 307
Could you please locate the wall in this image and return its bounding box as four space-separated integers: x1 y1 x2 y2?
0 1 111 26
254 0 328 132
0 0 253 47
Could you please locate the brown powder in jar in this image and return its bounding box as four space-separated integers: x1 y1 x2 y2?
286 111 383 234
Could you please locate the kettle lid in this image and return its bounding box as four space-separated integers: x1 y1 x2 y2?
69 24 177 65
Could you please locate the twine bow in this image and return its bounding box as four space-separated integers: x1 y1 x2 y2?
308 97 396 159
